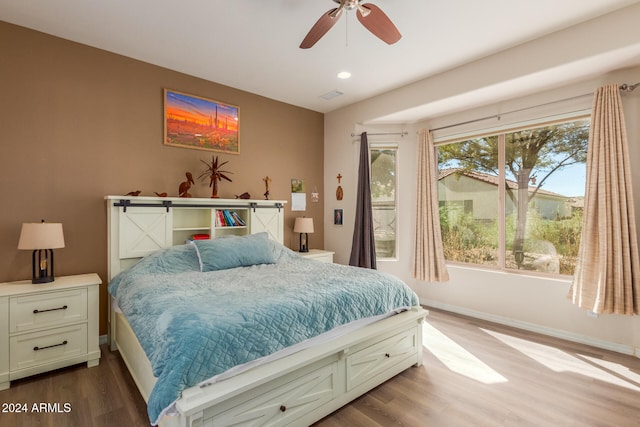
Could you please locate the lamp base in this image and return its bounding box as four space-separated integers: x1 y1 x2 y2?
32 275 55 284
299 233 309 253
31 249 55 285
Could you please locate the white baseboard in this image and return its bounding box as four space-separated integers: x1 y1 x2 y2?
421 298 637 357
99 334 108 346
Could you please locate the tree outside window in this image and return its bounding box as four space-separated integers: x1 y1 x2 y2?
437 119 589 276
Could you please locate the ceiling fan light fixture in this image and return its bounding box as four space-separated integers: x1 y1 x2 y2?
301 0 401 49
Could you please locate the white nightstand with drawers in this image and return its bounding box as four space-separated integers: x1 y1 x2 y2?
299 249 335 263
0 273 101 390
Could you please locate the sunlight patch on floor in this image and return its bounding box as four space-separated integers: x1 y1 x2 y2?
579 354 640 389
423 322 508 384
482 328 640 392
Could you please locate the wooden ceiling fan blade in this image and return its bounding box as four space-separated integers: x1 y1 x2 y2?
300 8 342 49
357 3 401 45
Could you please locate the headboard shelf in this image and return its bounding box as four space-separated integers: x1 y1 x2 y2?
111 198 284 212
105 195 287 280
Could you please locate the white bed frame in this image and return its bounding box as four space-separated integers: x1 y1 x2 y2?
106 196 427 427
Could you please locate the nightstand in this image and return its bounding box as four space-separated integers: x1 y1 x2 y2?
299 249 335 263
0 273 101 390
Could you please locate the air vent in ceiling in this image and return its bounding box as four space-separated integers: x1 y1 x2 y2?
320 90 344 100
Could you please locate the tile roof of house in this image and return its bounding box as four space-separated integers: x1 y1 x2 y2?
438 168 568 198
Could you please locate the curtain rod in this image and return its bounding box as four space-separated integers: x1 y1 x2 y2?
431 82 639 133
350 131 408 137
620 82 639 92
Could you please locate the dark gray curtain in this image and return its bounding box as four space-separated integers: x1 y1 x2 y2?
349 132 377 269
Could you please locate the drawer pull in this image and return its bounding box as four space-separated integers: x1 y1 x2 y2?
34 340 68 351
280 405 286 412
33 305 68 314
385 353 390 358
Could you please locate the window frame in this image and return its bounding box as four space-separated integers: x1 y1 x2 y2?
435 114 590 278
370 143 399 261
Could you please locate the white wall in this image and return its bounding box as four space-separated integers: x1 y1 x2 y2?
324 4 640 356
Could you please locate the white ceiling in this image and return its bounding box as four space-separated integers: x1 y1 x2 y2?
1 0 639 118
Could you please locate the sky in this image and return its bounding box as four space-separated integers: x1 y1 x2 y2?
539 163 586 197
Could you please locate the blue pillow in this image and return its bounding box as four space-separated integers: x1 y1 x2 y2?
193 233 276 272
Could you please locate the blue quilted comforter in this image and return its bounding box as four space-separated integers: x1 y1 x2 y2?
108 239 419 425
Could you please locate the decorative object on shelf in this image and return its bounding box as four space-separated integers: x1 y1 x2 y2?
17 220 65 284
126 190 141 196
164 89 240 154
155 192 168 197
199 155 233 198
336 173 343 200
179 172 195 198
215 210 247 227
294 217 314 253
334 209 343 225
263 176 272 200
311 186 320 203
191 234 210 240
235 192 251 199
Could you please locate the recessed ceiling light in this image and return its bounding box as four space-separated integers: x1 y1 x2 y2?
337 71 351 79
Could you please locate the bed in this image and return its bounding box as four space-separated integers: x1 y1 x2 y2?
106 198 427 427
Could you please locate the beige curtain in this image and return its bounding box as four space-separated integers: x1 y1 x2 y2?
570 84 640 315
413 129 449 282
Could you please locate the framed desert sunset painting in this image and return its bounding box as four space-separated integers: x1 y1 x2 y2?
164 89 240 154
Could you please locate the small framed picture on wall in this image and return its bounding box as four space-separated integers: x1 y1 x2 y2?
334 209 343 226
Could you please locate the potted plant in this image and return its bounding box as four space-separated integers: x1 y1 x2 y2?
199 155 233 198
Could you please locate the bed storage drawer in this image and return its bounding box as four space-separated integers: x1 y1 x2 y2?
9 288 87 333
206 360 339 426
346 327 417 391
9 323 88 371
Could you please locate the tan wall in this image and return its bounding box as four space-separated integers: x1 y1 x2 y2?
0 21 324 335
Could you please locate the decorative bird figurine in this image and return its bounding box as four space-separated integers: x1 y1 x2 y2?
126 190 141 196
235 192 251 199
154 192 168 197
178 172 195 198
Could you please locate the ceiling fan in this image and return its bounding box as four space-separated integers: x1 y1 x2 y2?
300 0 401 49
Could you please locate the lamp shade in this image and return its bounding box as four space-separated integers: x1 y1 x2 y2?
293 217 314 234
18 222 65 250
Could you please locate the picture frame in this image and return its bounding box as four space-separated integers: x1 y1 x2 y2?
334 209 343 226
291 179 306 193
164 89 240 154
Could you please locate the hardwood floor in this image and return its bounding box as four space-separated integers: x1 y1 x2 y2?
315 308 640 427
0 344 148 427
1 308 639 426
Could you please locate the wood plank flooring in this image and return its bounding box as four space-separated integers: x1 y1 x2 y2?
1 308 639 426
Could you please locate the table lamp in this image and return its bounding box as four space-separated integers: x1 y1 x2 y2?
18 220 65 284
294 217 314 253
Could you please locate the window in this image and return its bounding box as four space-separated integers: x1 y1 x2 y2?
370 146 397 259
437 118 589 276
